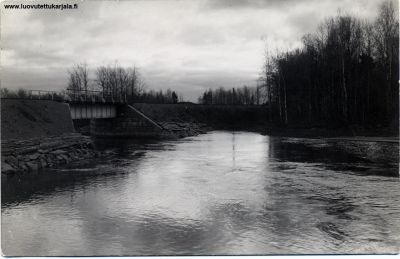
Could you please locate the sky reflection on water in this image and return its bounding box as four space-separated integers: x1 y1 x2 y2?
2 131 399 256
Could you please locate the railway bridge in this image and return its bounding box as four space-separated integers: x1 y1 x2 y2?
25 89 166 137
28 89 123 119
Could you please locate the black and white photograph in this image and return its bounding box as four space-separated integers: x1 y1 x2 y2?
1 0 399 256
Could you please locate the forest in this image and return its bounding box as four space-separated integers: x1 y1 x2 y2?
198 86 263 105
261 1 399 130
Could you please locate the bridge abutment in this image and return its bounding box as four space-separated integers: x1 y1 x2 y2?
89 105 167 138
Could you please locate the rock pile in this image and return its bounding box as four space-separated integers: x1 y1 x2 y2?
1 133 97 175
159 122 211 138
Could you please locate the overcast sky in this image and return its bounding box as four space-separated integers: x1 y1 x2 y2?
1 0 389 101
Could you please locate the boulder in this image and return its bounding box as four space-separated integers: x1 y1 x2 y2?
29 153 40 160
20 163 29 172
60 154 70 163
16 146 38 155
52 150 67 155
1 147 15 156
39 159 48 169
5 156 18 166
26 162 39 172
2 162 16 174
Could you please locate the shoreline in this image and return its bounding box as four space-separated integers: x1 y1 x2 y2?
264 126 399 139
2 125 398 176
1 122 210 176
1 133 99 175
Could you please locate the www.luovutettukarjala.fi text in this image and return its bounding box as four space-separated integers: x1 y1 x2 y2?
3 3 78 10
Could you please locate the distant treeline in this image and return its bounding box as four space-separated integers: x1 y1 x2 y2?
262 1 398 129
198 86 264 105
1 64 182 104
68 63 180 104
1 88 32 98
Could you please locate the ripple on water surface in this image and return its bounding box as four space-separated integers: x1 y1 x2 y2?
2 131 399 256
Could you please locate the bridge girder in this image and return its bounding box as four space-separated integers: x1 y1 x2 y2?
69 103 117 120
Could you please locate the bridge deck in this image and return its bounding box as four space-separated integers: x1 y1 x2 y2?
23 89 129 104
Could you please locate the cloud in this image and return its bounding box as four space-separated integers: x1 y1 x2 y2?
2 66 69 91
1 0 387 101
201 0 315 10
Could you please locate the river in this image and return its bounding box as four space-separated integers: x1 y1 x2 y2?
2 131 399 255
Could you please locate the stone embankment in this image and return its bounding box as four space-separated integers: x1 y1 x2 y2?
1 133 97 175
159 122 211 138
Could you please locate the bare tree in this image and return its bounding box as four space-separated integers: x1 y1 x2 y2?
68 63 89 94
374 0 399 123
261 1 399 129
94 63 145 102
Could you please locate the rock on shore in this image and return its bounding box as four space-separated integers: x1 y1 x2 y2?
1 133 98 175
159 121 211 138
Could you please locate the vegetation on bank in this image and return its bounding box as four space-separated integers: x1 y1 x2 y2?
260 1 398 131
198 86 264 105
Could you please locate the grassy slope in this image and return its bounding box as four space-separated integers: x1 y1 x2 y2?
1 99 74 140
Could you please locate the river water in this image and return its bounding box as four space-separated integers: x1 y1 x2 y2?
2 131 399 255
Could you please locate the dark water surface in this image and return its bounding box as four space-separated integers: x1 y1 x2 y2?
2 131 399 255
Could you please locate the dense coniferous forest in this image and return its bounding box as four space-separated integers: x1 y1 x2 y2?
261 1 399 130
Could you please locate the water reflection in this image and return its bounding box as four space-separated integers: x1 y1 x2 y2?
2 131 399 255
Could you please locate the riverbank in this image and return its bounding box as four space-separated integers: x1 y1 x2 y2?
265 125 399 139
159 121 211 138
2 99 397 176
1 99 99 175
1 133 99 175
131 103 268 131
1 100 212 175
1 99 74 140
1 126 209 176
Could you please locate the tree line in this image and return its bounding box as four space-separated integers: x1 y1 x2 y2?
261 1 398 129
0 88 31 98
198 85 265 105
68 63 180 104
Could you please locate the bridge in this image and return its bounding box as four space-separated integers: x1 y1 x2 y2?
25 89 125 120
17 89 167 136
21 89 150 120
